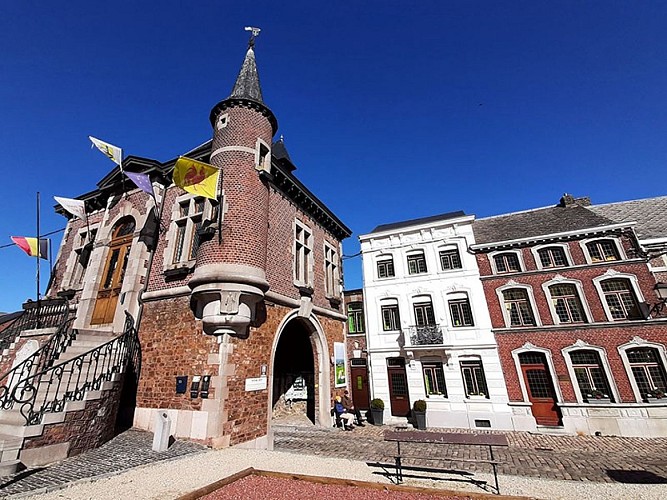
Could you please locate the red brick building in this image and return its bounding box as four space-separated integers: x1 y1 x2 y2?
471 195 667 437
0 34 350 470
344 289 370 410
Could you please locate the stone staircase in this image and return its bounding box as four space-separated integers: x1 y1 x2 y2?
0 315 139 475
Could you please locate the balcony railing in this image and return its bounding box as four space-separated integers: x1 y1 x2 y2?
408 324 444 346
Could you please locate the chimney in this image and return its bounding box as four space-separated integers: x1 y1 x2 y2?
559 193 591 207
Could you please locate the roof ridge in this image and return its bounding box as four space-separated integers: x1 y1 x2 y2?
590 195 667 208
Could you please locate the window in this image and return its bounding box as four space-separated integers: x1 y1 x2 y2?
347 302 365 334
377 257 395 279
324 243 339 297
569 350 613 401
461 360 489 398
549 284 586 323
422 362 447 397
449 298 474 327
257 142 270 171
71 228 97 287
294 221 313 286
502 288 536 327
538 247 568 268
413 301 435 327
439 248 462 271
381 304 401 331
600 278 642 320
587 239 620 262
407 251 427 275
172 196 206 264
494 252 521 273
627 348 667 400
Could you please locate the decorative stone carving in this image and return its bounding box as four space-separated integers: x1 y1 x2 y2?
629 336 647 345
603 269 620 277
521 341 537 350
573 339 589 348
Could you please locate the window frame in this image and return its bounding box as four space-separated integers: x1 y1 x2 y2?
413 300 436 327
376 255 395 279
618 339 667 402
380 301 401 332
438 245 463 272
592 273 645 322
580 237 625 264
323 241 340 298
496 284 541 328
542 278 591 325
448 296 475 328
406 250 428 275
294 219 313 287
459 358 489 398
531 243 571 270
347 302 365 335
165 194 211 270
562 343 618 403
67 224 99 289
422 361 448 397
489 250 524 274
511 344 563 404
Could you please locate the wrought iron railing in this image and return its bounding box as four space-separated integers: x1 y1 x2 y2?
0 298 70 352
0 312 139 425
408 324 444 346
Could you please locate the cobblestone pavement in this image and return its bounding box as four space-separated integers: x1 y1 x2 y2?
273 422 667 484
0 430 206 498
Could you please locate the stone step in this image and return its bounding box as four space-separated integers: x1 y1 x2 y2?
0 459 21 476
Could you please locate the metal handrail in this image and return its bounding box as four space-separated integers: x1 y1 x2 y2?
0 299 69 351
2 312 138 425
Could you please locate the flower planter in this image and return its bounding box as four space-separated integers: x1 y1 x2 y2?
370 408 384 426
413 410 426 430
585 397 611 405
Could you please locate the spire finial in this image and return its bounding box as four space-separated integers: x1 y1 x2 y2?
244 26 261 48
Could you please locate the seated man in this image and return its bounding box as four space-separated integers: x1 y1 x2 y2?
342 389 365 426
333 396 355 430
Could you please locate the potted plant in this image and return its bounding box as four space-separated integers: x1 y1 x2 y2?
585 388 610 404
646 388 666 403
370 398 385 426
412 399 427 429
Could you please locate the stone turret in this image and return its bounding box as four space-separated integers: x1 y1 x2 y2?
189 35 277 338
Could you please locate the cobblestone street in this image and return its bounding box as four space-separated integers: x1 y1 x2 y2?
273 422 667 484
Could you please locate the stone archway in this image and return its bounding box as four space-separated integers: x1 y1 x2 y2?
269 312 330 427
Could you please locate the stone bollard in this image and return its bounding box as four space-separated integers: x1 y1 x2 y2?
152 411 171 452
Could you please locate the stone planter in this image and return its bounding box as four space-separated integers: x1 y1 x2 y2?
413 410 426 430
370 408 384 426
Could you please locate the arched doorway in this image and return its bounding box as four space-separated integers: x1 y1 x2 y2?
91 217 135 325
271 317 319 425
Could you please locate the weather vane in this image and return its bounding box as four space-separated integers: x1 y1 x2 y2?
244 26 261 48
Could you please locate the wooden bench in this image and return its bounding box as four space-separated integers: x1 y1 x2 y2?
383 429 509 495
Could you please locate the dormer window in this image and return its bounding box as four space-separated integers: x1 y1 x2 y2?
587 239 620 262
407 251 427 275
494 252 521 273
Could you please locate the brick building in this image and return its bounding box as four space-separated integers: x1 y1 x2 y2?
0 35 350 471
344 289 370 410
471 195 667 437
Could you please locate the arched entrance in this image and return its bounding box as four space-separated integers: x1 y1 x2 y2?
271 314 328 426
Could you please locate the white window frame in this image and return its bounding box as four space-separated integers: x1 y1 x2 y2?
495 282 542 328
164 194 212 270
376 254 395 280
579 236 626 264
437 244 463 272
541 276 592 325
458 356 489 399
592 271 645 322
446 291 475 328
323 241 340 298
410 294 437 327
562 341 619 403
293 219 313 287
379 298 401 333
511 343 564 404
618 337 667 402
531 243 572 270
489 249 524 274
420 357 448 398
406 249 428 275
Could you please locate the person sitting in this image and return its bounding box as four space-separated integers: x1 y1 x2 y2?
333 396 355 430
342 390 365 426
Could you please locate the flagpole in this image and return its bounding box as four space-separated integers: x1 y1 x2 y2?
36 191 41 327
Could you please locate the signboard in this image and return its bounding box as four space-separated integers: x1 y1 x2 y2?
245 376 268 392
334 342 347 388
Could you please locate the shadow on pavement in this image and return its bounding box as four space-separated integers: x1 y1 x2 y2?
607 469 667 484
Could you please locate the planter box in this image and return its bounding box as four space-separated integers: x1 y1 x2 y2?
370 408 384 426
413 410 426 430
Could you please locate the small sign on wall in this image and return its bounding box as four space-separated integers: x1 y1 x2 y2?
245 376 268 392
334 342 347 388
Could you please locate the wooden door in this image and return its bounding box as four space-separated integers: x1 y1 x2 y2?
350 361 370 410
519 352 562 426
387 358 410 417
91 219 135 325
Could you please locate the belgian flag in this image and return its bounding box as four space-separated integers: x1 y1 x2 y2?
11 237 48 260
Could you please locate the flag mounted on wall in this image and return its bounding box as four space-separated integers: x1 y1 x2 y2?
124 171 156 199
89 136 123 169
173 157 220 200
11 237 48 260
54 196 87 220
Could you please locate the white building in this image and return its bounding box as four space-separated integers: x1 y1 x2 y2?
359 211 513 430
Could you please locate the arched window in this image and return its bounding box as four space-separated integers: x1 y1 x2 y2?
493 252 521 273
502 288 536 327
586 239 620 263
569 349 614 402
376 255 395 279
537 246 568 268
549 283 587 324
600 278 642 320
406 250 427 275
627 347 667 400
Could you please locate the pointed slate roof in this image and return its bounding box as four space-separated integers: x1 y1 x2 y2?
229 46 264 103
587 196 667 241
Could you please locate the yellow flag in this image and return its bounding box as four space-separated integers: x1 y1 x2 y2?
173 157 220 200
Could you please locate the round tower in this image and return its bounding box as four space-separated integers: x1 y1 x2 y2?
189 33 277 337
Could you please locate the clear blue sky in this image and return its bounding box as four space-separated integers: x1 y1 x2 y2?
1 1 666 312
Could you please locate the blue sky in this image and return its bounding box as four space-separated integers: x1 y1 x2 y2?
1 1 666 312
